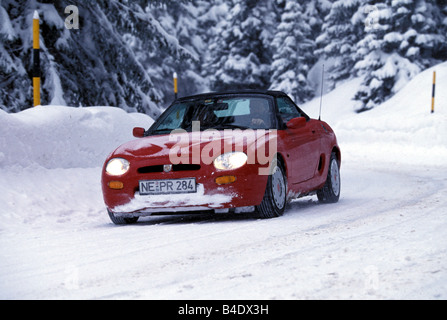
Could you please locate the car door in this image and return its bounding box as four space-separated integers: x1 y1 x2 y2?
277 96 321 184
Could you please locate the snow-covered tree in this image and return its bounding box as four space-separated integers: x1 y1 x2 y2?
0 0 195 116
442 0 447 36
196 0 229 92
1 0 446 115
144 0 208 105
269 0 315 103
353 0 446 112
316 0 363 86
205 0 277 92
0 1 32 113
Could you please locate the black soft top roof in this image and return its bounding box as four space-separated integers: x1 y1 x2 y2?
175 90 289 102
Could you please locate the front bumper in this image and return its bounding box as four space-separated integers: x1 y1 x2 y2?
102 161 269 216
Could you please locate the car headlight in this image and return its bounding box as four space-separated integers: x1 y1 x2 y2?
214 152 247 170
105 158 130 176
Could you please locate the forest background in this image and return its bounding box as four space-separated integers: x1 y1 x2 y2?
1 0 446 117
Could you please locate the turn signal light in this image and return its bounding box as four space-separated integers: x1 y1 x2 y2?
108 181 124 190
215 176 236 185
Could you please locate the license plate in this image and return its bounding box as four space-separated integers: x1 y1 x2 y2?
139 178 196 195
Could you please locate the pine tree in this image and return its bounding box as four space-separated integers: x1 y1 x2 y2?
205 0 277 92
270 0 315 104
196 0 229 93
353 0 446 112
0 1 32 113
316 0 363 86
2 0 445 115
438 0 447 60
0 0 195 116
441 0 447 40
146 0 207 104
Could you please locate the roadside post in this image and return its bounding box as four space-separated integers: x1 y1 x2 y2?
431 71 436 114
33 10 41 107
173 72 178 100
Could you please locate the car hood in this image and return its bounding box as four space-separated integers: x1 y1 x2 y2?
110 130 277 162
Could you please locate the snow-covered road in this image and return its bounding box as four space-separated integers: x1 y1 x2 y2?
1 161 446 299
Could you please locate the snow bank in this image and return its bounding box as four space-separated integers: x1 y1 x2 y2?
302 61 447 167
0 106 154 169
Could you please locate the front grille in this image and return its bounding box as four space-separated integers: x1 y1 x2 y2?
137 164 201 174
138 165 163 174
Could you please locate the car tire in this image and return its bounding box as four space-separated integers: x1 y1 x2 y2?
257 157 287 219
317 152 340 203
108 209 139 225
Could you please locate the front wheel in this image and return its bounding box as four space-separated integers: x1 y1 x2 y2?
257 158 287 219
317 152 340 203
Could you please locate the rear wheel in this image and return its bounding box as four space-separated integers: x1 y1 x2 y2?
257 158 287 219
108 209 139 225
317 152 340 203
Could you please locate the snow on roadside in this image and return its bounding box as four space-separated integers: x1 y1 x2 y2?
0 166 106 231
0 106 153 229
302 61 447 167
0 105 153 169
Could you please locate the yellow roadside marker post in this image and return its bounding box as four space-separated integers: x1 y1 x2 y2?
431 71 436 114
33 10 41 107
173 72 178 100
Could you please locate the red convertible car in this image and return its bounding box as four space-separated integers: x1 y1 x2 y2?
102 91 341 224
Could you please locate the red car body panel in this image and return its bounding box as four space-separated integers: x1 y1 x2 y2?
102 131 273 214
101 92 340 217
278 119 340 195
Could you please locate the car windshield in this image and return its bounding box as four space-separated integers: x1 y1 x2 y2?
149 96 274 134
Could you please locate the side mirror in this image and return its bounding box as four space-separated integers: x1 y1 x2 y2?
133 127 145 138
286 117 307 130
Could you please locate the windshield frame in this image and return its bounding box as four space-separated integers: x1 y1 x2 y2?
147 93 279 136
